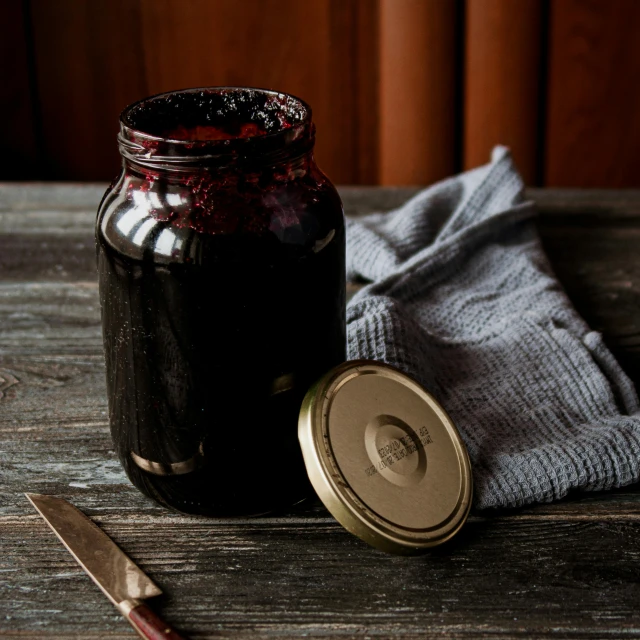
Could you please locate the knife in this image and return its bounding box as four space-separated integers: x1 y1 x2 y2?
26 493 186 640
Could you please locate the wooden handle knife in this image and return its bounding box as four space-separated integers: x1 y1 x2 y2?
26 493 186 640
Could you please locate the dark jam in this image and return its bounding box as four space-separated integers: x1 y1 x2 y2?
97 88 345 515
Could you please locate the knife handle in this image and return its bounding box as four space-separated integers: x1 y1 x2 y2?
119 599 186 640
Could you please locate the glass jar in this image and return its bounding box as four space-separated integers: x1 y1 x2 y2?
96 87 346 516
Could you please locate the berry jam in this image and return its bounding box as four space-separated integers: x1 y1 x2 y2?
96 88 345 515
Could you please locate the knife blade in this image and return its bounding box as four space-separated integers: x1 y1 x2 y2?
26 493 186 640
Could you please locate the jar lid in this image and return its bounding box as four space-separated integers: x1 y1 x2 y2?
298 360 473 554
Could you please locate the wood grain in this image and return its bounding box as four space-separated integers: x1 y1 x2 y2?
26 0 377 185
29 0 147 181
1 185 640 639
9 1 640 188
0 0 39 179
379 0 458 186
139 0 335 179
4 508 640 639
545 0 640 187
354 0 380 185
464 0 543 183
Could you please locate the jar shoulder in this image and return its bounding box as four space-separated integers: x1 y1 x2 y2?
96 168 344 264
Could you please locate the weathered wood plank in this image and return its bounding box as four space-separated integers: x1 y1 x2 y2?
0 182 638 215
2 185 640 639
3 189 640 379
2 510 639 639
0 182 108 211
0 237 96 282
1 333 640 520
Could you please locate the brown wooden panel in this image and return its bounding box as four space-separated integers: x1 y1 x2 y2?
138 0 371 184
28 0 376 184
353 0 380 185
30 0 147 180
545 0 640 187
464 0 543 184
0 0 39 179
379 0 457 186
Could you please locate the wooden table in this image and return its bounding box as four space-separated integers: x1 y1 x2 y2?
1 184 639 639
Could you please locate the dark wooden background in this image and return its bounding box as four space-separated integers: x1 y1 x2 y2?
3 0 640 187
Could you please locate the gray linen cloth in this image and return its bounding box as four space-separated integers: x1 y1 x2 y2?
346 146 640 509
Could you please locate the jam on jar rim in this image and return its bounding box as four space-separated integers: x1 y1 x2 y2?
118 86 315 170
109 86 335 238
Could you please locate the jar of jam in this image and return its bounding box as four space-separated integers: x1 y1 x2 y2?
96 87 346 516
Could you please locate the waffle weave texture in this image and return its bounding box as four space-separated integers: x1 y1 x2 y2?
346 146 640 509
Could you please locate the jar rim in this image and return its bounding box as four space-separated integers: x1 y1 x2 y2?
118 87 314 169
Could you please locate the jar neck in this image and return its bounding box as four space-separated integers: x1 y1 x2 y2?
121 148 317 185
119 124 316 175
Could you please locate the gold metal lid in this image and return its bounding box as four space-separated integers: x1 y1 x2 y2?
298 360 473 555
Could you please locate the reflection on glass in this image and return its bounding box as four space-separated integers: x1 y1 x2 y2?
131 189 148 206
165 193 183 208
155 228 182 257
147 191 163 211
132 218 157 247
116 207 147 236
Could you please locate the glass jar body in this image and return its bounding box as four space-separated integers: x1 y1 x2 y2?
96 152 346 516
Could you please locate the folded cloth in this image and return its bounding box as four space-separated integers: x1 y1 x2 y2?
346 146 640 510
